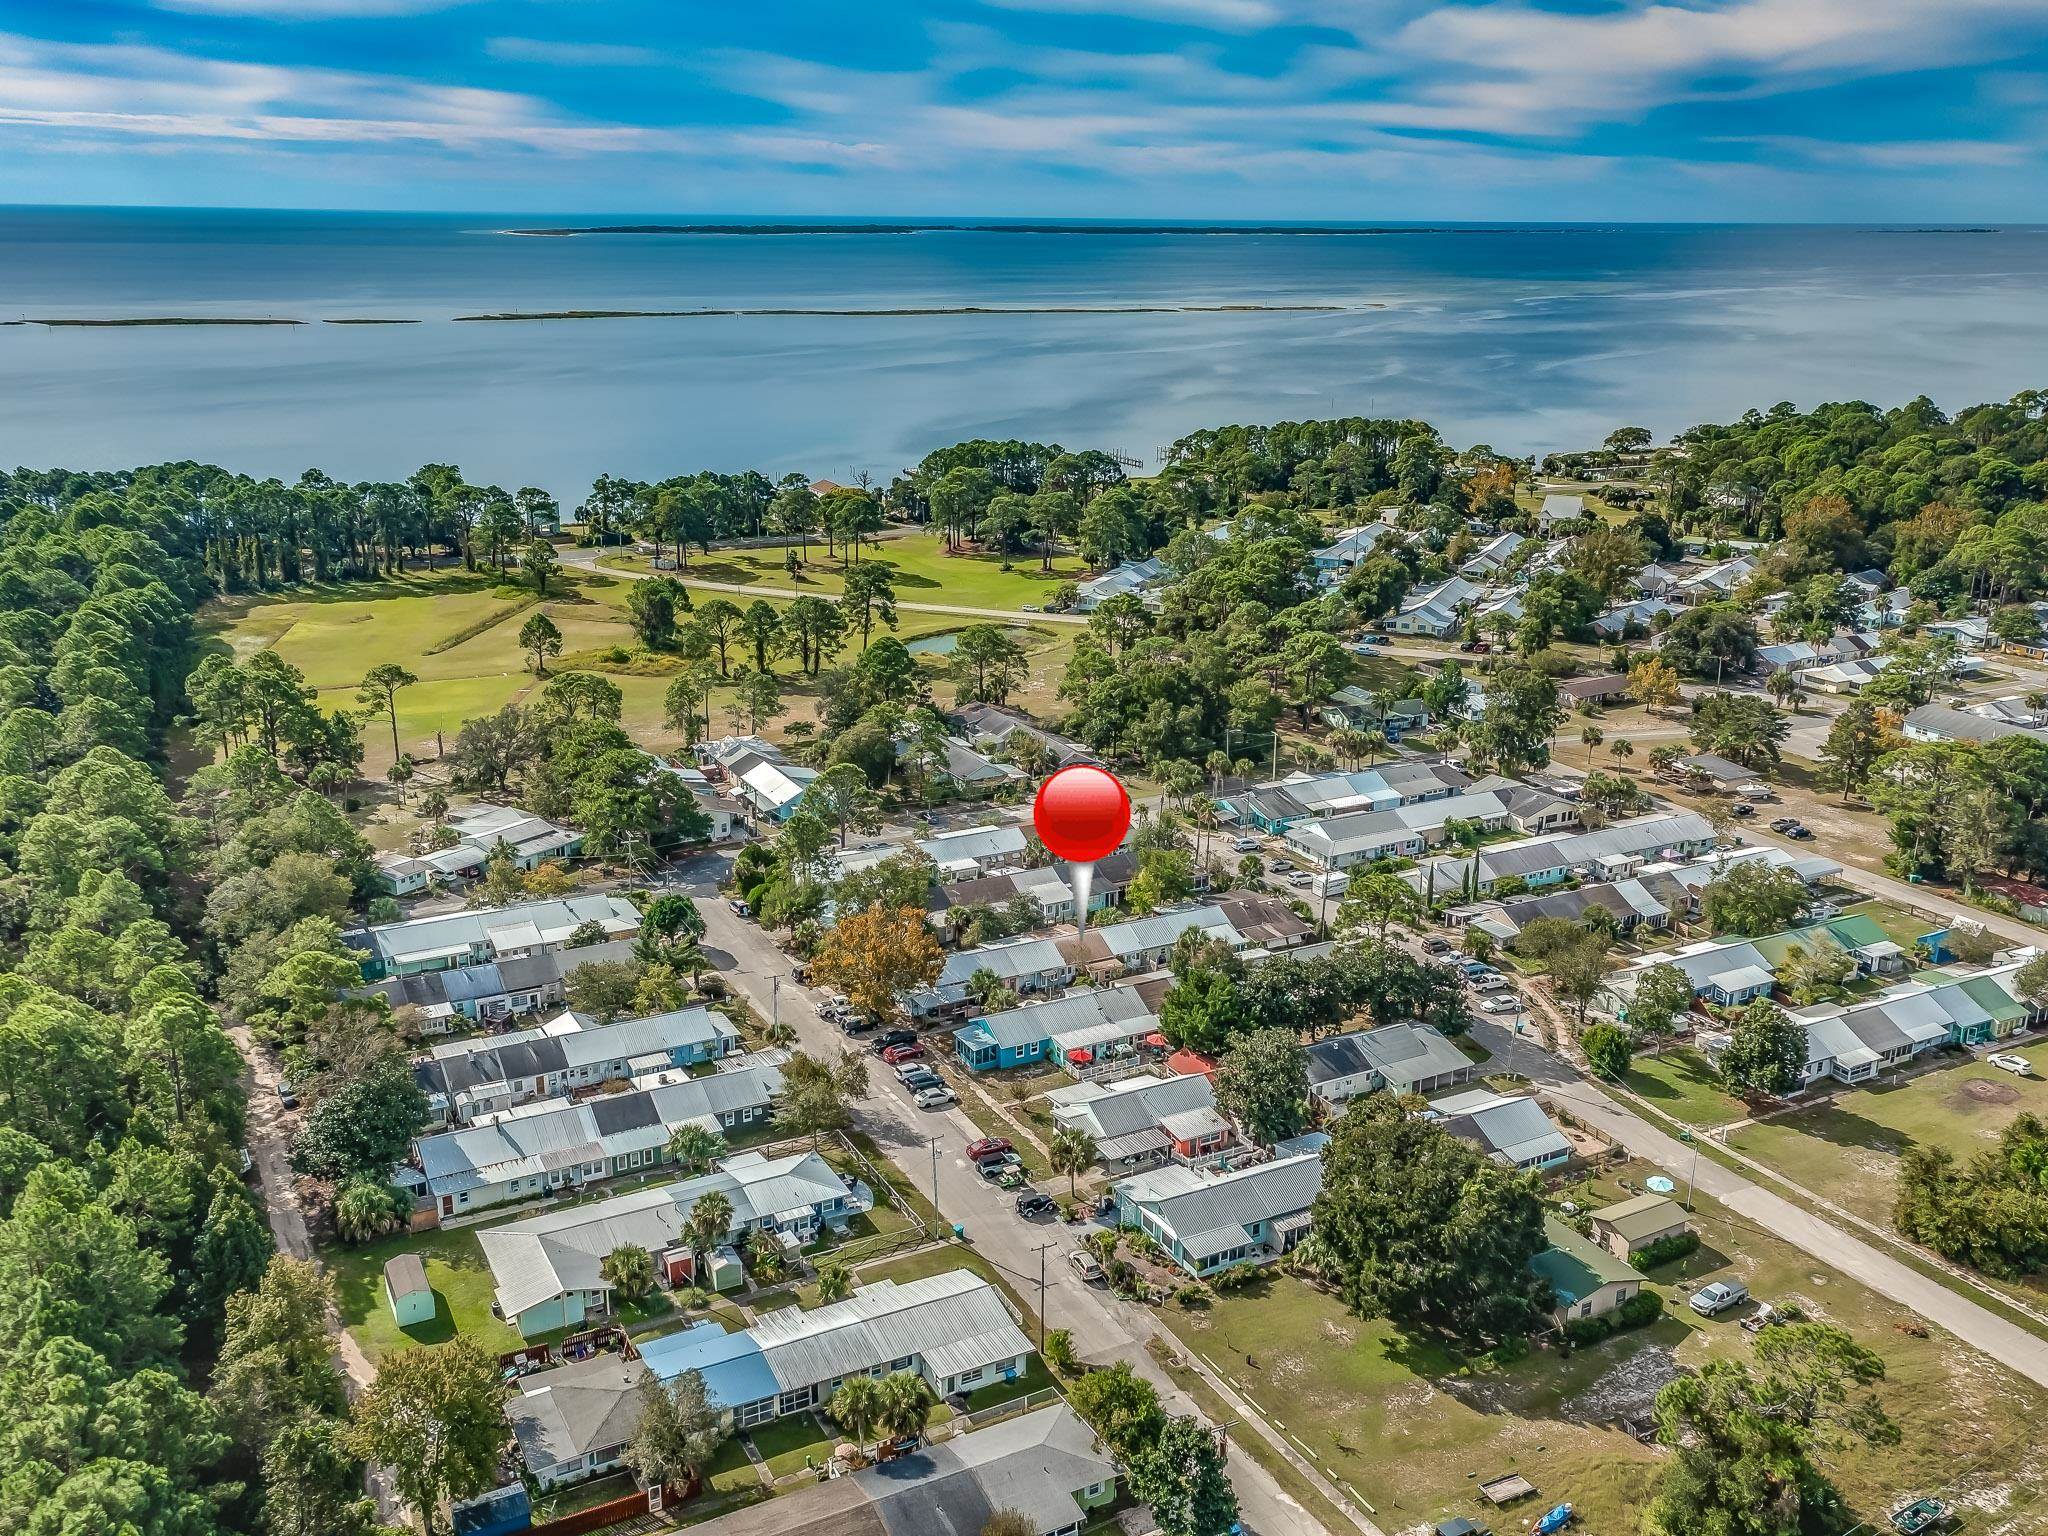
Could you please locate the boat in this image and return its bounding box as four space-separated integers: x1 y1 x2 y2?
1533 1503 1574 1535
1889 1497 1953 1534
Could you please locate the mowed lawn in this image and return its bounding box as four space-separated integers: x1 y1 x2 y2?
201 561 1080 778
1726 1036 2048 1231
598 530 1091 609
1622 1046 1752 1129
1160 1170 2048 1535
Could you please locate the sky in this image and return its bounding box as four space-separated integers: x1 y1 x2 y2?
4 1 2048 219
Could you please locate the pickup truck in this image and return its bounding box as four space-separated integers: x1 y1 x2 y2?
1690 1280 1750 1317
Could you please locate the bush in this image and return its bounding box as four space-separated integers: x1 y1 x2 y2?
1616 1289 1665 1328
1489 1336 1531 1367
1210 1263 1260 1294
1563 1314 1612 1346
1175 1282 1214 1309
1628 1231 1701 1271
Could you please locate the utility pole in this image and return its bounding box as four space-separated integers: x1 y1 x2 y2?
928 1136 944 1233
771 974 781 1032
1034 1241 1058 1352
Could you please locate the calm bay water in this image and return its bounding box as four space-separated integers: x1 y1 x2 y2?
2 208 2045 496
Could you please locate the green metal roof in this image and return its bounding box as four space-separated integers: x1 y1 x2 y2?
1530 1214 1638 1304
1960 975 2027 1023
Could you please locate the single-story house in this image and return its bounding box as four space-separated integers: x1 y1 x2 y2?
636 1270 1032 1427
1282 790 1509 871
1306 1022 1476 1105
1667 753 1771 794
480 1150 854 1335
1536 493 1586 531
1594 597 1680 638
647 757 748 842
1074 557 1168 612
910 937 1075 1020
951 984 1157 1074
1589 1193 1689 1260
1112 1150 1324 1277
1386 575 1479 637
1405 813 1717 903
1314 524 1393 586
1531 1214 1643 1325
918 823 1031 882
446 802 584 871
505 1352 650 1490
1460 530 1526 577
1047 1070 1235 1171
1903 703 2048 747
1489 878 1671 940
411 1059 784 1219
1773 955 2043 1086
1468 775 1583 836
1673 555 1756 603
1063 895 1313 978
415 1005 743 1126
349 895 643 982
1558 674 1631 708
1431 1089 1572 1171
1223 761 1471 835
951 703 1096 769
355 937 638 1030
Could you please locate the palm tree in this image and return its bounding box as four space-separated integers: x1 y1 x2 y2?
1329 727 1371 769
874 1371 934 1441
1580 723 1604 767
817 1263 852 1305
1765 668 1801 711
1049 1126 1097 1198
762 1016 797 1049
666 1123 727 1175
683 1189 734 1258
828 1375 885 1448
1608 737 1635 773
600 1243 656 1303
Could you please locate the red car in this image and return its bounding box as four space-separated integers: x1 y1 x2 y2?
966 1136 1013 1163
881 1042 926 1065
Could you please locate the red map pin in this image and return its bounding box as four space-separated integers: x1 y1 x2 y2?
1033 764 1132 931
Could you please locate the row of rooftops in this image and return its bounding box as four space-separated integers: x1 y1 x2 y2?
413 1005 742 1117
1400 810 1719 900
348 893 644 977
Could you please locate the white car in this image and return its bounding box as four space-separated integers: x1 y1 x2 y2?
913 1085 957 1109
1469 973 1511 993
1480 994 1522 1014
1989 1053 2033 1077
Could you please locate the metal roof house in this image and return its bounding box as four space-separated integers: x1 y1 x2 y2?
356 937 639 1028
1112 1149 1325 1277
1223 761 1470 835
1773 956 2042 1087
1064 896 1312 977
1404 813 1716 902
1531 1214 1642 1324
415 1005 743 1126
351 895 642 981
1385 575 1479 637
1589 1193 1689 1259
1047 1070 1235 1171
1306 1023 1476 1104
1903 703 2048 747
1073 556 1168 612
1313 523 1394 585
478 1150 854 1336
909 936 1074 1019
950 703 1096 769
411 1059 783 1219
1282 790 1510 870
951 984 1157 1074
917 823 1030 881
636 1270 1033 1429
1431 1089 1572 1170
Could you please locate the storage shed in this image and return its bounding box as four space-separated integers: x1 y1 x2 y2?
384 1253 435 1329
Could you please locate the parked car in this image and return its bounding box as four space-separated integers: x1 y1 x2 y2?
1728 802 1755 818
728 898 751 917
275 1081 298 1110
1787 826 1815 840
1990 1053 2033 1076
1690 1280 1750 1317
896 1064 941 1088
1769 817 1798 833
1422 936 1451 953
839 1015 874 1036
882 1042 925 1065
1480 994 1523 1014
1271 859 1296 874
871 1029 918 1055
1068 1250 1105 1283
977 1152 1023 1181
237 1147 256 1177
1361 634 1392 646
913 1085 957 1110
1287 871 1313 888
1470 973 1511 993
1233 837 1262 854
966 1136 1013 1163
1014 1191 1057 1219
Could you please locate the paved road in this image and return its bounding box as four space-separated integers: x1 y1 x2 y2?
1467 1016 2048 1392
559 545 1090 626
695 895 1350 1536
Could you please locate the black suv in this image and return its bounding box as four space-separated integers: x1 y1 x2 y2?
1014 1191 1056 1219
870 1029 918 1055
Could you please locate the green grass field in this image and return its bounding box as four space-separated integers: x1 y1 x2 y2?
1161 1164 2048 1534
598 530 1091 609
1621 1047 1751 1128
200 559 1080 778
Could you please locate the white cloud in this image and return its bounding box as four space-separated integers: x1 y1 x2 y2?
975 0 1283 30
485 38 668 67
1718 135 2030 169
154 0 479 17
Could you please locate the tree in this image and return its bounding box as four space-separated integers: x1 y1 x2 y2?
740 600 784 672
666 1121 726 1175
1129 1416 1239 1536
842 562 899 649
262 1410 381 1536
696 597 743 675
355 662 417 764
983 1512 1036 1536
1659 602 1760 680
601 1243 656 1301
1049 1125 1097 1198
829 1374 885 1446
809 904 943 1024
776 1049 871 1145
1335 870 1423 939
1819 699 1894 800
810 761 884 848
628 576 687 649
1689 691 1790 772
1579 722 1604 766
1779 941 1856 1005
1464 664 1563 774
346 1338 506 1533
1626 962 1695 1037
0 1163 179 1370
566 959 642 1021
949 623 1029 704
683 1188 733 1257
731 667 784 732
817 1263 851 1304
1546 931 1610 1022
290 1055 428 1181
1649 1323 1893 1536
1214 1027 1309 1146
211 1256 346 1449
1580 1021 1634 1080
1700 860 1808 936
1067 1360 1164 1458
331 1174 412 1244
522 537 560 596
192 1164 273 1326
873 1370 934 1441
1310 1094 1552 1345
1719 998 1807 1099
1627 655 1684 713
663 662 717 746
519 611 563 675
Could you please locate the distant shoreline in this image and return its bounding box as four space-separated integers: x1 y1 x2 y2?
1 304 1375 328
504 222 1574 238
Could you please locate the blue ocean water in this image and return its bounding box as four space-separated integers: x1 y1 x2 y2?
1 207 2043 497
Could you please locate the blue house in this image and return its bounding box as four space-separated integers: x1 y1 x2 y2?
1112 1151 1325 1278
952 987 1156 1073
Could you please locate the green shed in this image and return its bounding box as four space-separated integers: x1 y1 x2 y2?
384 1253 434 1329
